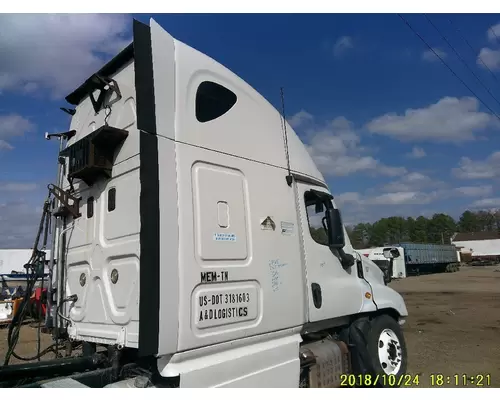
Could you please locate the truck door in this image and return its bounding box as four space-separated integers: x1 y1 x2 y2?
296 182 364 322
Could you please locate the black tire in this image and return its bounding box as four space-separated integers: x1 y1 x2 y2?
365 315 408 387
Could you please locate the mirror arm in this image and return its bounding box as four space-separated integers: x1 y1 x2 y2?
337 247 355 269
382 259 394 285
321 216 328 233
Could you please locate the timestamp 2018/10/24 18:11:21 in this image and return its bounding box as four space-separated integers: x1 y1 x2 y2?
340 374 492 387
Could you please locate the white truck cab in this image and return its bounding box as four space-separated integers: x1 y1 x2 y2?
357 246 407 279
39 18 408 388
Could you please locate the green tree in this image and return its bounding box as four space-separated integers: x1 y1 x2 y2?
476 210 496 232
310 227 328 245
368 219 390 246
495 210 500 234
385 216 408 243
413 216 429 243
406 217 417 242
345 207 498 248
458 210 479 233
346 225 355 242
349 223 372 248
427 213 457 244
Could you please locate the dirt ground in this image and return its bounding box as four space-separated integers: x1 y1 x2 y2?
0 322 55 365
0 264 499 387
390 264 500 388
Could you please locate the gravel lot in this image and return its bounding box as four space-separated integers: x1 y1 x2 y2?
1 264 499 387
391 264 500 387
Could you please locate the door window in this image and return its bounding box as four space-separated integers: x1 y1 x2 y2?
304 190 333 247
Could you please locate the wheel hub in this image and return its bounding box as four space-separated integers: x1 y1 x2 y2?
378 328 403 375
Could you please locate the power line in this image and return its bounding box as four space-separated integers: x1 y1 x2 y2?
423 14 500 109
447 17 500 87
397 14 500 122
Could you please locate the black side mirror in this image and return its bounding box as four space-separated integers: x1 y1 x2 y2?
383 248 400 259
382 247 399 285
325 208 345 249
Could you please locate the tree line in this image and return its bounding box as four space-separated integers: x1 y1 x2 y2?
345 210 500 249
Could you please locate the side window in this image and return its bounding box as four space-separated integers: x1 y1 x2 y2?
304 191 330 246
108 188 116 212
195 81 237 123
87 197 94 218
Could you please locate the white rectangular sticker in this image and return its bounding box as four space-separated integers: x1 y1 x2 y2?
194 286 258 329
280 221 294 235
213 232 236 242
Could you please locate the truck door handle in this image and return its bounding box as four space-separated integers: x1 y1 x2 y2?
356 259 364 279
311 283 322 309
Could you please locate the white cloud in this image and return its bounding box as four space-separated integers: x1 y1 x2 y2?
368 191 436 205
452 151 500 179
0 14 131 98
337 175 491 214
296 113 406 177
288 110 313 128
0 201 44 248
422 48 447 62
454 185 493 197
337 192 362 204
0 114 35 149
487 22 500 43
381 172 443 193
407 146 426 159
344 183 495 215
0 182 39 192
476 22 500 71
333 36 354 57
366 96 496 142
470 198 500 208
0 140 14 151
337 190 438 206
477 48 500 71
337 173 442 206
336 188 464 225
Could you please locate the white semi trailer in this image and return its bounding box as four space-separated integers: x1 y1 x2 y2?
0 249 51 275
357 247 406 279
0 18 409 388
0 249 51 291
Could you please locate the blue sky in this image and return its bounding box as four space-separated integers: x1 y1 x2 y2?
1 13 500 247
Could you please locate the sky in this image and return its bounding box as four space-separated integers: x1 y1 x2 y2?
1 13 500 248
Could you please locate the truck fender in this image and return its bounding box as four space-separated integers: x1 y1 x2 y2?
370 282 408 318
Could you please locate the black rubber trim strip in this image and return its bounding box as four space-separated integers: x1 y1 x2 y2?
291 173 328 189
309 188 334 201
134 20 157 135
134 19 160 357
65 44 134 106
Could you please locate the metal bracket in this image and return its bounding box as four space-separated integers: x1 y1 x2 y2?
60 107 76 116
47 184 81 218
45 130 76 141
87 74 122 114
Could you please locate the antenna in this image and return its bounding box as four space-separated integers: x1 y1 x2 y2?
280 87 293 187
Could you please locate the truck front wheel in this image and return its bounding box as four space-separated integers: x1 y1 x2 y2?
366 314 408 387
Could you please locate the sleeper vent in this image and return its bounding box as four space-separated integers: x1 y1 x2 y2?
60 125 129 186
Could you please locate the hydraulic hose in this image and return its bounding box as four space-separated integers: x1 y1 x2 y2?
3 197 60 366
